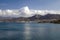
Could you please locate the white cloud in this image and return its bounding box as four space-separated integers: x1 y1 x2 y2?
0 6 60 17
19 6 34 17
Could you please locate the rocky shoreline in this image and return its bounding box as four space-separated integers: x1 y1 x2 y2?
0 19 60 24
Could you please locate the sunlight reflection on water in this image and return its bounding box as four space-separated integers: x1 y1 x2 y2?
24 24 31 40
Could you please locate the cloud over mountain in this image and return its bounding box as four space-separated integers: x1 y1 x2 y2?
0 6 60 17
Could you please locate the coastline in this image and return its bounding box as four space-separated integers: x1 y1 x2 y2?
0 19 60 24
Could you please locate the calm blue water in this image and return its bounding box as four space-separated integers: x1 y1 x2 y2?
0 22 60 40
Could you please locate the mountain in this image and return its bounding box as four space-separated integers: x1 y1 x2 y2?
40 14 60 19
0 14 60 22
27 14 41 21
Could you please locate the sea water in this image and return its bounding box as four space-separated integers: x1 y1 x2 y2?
0 22 60 40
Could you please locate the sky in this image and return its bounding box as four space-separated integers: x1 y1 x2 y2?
0 0 60 10
0 0 60 17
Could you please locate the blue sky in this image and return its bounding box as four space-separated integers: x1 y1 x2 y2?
0 0 60 10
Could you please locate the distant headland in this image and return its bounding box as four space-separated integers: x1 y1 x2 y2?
0 14 60 24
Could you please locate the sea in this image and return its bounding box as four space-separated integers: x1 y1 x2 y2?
0 22 60 40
